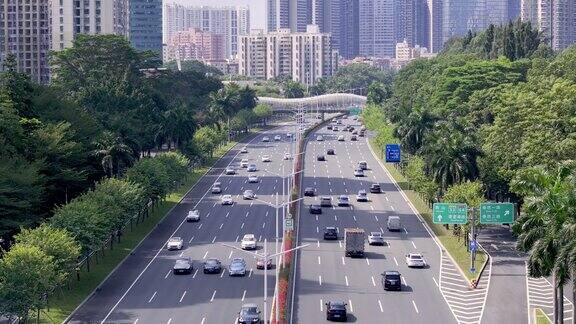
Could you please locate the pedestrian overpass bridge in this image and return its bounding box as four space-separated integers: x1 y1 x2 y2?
258 93 367 112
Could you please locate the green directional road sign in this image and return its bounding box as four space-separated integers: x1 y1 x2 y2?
480 203 515 224
284 218 294 231
432 203 468 224
349 107 361 116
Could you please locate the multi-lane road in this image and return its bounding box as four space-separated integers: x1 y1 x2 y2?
293 117 456 323
68 118 326 324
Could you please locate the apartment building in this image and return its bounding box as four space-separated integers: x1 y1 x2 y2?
164 28 225 63
129 0 162 53
238 25 337 85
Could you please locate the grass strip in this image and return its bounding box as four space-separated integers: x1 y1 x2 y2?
535 308 552 324
369 139 486 281
37 138 245 323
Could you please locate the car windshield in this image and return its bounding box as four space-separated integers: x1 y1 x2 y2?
169 237 181 242
243 236 255 241
386 274 400 280
206 259 219 266
371 232 382 237
410 255 423 260
340 196 349 201
241 307 257 315
175 259 189 265
223 195 231 199
326 228 336 233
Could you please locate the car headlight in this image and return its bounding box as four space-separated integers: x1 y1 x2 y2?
252 318 259 322
239 317 244 322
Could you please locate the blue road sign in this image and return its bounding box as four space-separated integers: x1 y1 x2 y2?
470 240 477 252
385 144 401 163
470 267 476 273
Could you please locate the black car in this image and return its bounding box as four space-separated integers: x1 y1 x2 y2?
327 125 333 130
304 187 316 196
325 301 348 321
323 227 338 240
309 204 322 214
173 257 193 274
370 183 382 193
382 271 402 291
350 135 357 141
203 258 222 274
238 303 261 324
327 148 335 155
317 155 326 161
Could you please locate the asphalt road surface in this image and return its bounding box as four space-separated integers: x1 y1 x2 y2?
293 117 456 323
68 116 329 324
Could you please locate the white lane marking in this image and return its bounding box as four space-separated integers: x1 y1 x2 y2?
248 269 253 277
375 215 379 222
212 236 217 243
402 277 407 286
316 226 319 233
412 300 419 314
206 212 210 218
179 290 187 303
198 223 203 229
318 256 321 265
226 212 230 218
134 319 139 324
366 258 370 266
353 215 357 221
242 290 247 301
334 215 338 221
371 205 375 211
345 275 349 286
192 269 198 278
189 236 195 243
385 196 389 201
164 270 170 279
316 215 318 221
371 276 376 286
380 227 384 233
203 251 209 259
262 222 266 228
258 235 262 242
246 211 250 217
179 251 184 257
390 205 395 211
250 202 253 207
167 318 172 324
148 291 157 303
210 290 217 302
349 300 354 312
393 257 398 266
433 277 439 287
342 256 346 265
338 240 342 248
319 275 322 286
228 251 233 259
378 300 384 312
266 211 269 217
220 223 224 229
411 241 417 249
241 222 245 229
317 240 320 247
200 318 205 324
235 235 239 242
403 228 408 234
213 202 217 207
220 268 226 278
320 299 324 312
491 243 499 250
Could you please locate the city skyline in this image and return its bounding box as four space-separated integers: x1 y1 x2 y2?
170 0 267 29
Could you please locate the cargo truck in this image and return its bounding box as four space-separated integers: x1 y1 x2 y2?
344 228 365 257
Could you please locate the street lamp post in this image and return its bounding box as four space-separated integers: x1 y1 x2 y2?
221 241 309 324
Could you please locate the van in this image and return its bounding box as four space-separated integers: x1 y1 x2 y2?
387 216 401 232
320 196 332 207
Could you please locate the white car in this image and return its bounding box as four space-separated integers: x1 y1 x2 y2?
316 135 324 141
284 153 292 160
338 135 345 141
225 166 235 175
243 189 256 200
261 155 271 162
405 253 426 268
240 147 248 153
211 182 222 194
167 237 184 250
262 136 270 142
221 194 233 205
274 135 281 141
368 232 385 245
241 234 257 250
240 159 249 168
248 175 259 183
186 210 200 222
286 133 293 138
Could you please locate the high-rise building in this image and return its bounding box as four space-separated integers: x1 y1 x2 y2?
267 0 290 31
521 0 575 50
428 0 443 53
359 0 395 58
309 0 359 59
0 0 51 84
238 25 337 85
268 0 310 32
163 4 250 59
165 28 225 62
508 0 521 21
129 0 162 53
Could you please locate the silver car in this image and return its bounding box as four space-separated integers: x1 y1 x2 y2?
229 258 247 276
238 303 261 323
248 175 259 183
243 190 256 200
354 169 364 177
368 232 385 245
247 164 257 172
225 166 236 175
221 194 234 205
405 253 426 268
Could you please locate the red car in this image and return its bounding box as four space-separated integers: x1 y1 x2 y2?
256 258 272 270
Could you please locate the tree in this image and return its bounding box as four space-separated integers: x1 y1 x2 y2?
193 126 219 159
155 105 196 150
93 131 135 177
15 224 80 281
393 106 436 155
367 82 390 106
283 80 305 98
253 103 273 125
0 244 60 322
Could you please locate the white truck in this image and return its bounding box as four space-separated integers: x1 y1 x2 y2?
344 228 365 257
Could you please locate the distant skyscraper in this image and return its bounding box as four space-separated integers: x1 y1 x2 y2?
521 0 575 50
130 0 163 53
359 0 396 58
309 0 359 59
165 28 225 62
428 0 444 53
267 0 311 32
508 0 521 21
163 4 250 59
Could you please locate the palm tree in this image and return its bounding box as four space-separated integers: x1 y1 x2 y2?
511 162 576 324
155 106 196 149
394 106 436 155
93 131 134 177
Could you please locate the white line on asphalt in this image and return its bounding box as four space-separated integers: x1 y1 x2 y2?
411 241 417 249
179 291 187 303
329 188 332 193
402 277 407 286
371 206 375 211
167 318 172 324
334 215 337 221
206 212 210 218
226 212 230 218
258 235 262 242
235 235 239 242
220 268 226 278
380 227 384 233
189 236 194 243
192 269 198 278
212 236 217 243
316 226 319 233
318 256 321 265
342 257 346 265
378 300 384 313
164 270 170 279
390 205 395 211
219 223 224 229
491 243 499 250
385 196 389 201
315 215 318 221
412 300 419 314
241 222 245 229
225 186 228 191
148 291 157 303
213 202 217 207
371 276 376 286
345 275 349 286
348 300 354 312
262 222 266 228
200 317 205 324
266 211 269 217
250 202 253 207
134 319 139 324
366 258 370 266
403 228 408 234
353 215 357 221
246 211 250 217
317 240 320 247
242 290 247 301
320 299 324 312
319 275 322 286
228 251 233 259
338 240 342 248
393 257 398 266
210 290 217 302
248 269 253 277
433 277 439 287
179 251 184 257
198 223 203 229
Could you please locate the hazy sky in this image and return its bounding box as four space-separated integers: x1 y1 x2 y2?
170 0 267 30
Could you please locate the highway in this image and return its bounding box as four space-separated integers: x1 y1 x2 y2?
68 116 327 324
293 117 456 323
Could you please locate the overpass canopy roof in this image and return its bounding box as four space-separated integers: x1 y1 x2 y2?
258 93 367 111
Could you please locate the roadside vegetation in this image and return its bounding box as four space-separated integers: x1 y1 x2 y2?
364 20 576 322
0 35 273 322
